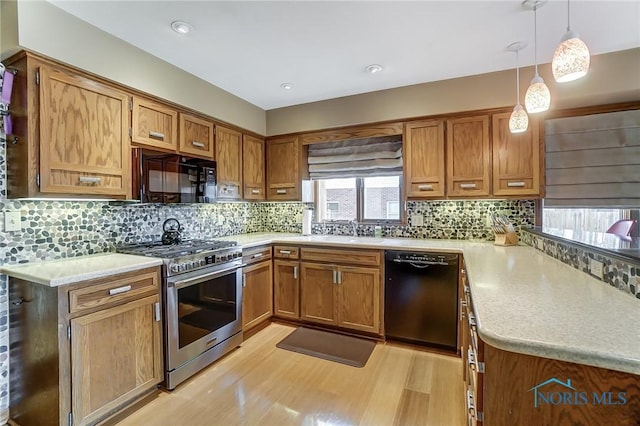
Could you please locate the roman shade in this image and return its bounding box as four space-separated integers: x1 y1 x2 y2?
307 135 402 179
544 109 640 207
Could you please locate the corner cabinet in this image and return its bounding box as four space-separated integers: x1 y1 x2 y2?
491 112 541 197
9 267 163 426
242 134 266 200
215 125 243 199
404 119 446 198
266 136 302 200
6 53 132 199
446 115 491 197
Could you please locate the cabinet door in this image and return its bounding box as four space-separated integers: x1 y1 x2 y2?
132 97 178 151
404 120 446 198
179 113 214 159
273 260 300 319
336 266 380 334
242 260 273 331
266 136 300 200
70 294 162 426
446 115 491 197
216 125 243 199
243 134 266 200
492 112 540 196
38 65 131 198
300 263 337 325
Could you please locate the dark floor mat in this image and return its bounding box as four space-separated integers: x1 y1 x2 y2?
276 327 376 368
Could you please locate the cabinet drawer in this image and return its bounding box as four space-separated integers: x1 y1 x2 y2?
300 247 381 266
450 179 489 196
274 245 299 259
69 270 159 314
408 181 444 198
267 186 297 200
243 246 272 265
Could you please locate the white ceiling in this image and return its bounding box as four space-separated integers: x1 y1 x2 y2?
47 1 640 110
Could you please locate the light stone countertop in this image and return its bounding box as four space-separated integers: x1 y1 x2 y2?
220 232 640 375
0 253 163 287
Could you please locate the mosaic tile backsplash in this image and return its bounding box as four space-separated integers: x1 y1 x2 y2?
521 229 640 300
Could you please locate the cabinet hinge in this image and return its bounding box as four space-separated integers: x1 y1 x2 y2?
478 361 485 373
67 325 71 341
477 411 484 422
68 411 73 426
35 70 40 86
129 127 132 137
36 174 40 188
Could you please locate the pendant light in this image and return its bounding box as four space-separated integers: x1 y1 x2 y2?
507 42 529 133
552 0 590 82
524 1 551 114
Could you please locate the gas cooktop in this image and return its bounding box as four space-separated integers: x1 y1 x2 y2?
117 239 237 259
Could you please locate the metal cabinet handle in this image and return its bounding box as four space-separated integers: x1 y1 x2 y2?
276 189 287 194
252 253 264 258
337 270 342 284
418 184 433 191
251 189 260 194
149 131 165 140
108 285 132 296
332 270 337 284
154 302 161 322
460 183 477 189
191 140 205 148
79 176 101 184
293 266 298 279
279 250 291 255
242 274 246 288
507 181 526 187
466 389 476 418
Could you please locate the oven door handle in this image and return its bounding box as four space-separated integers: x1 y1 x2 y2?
169 265 241 290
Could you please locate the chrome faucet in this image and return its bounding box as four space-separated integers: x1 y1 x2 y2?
349 219 358 237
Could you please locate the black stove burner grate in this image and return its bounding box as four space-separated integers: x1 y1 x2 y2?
117 239 237 258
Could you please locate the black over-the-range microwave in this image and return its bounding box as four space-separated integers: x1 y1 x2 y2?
132 148 217 203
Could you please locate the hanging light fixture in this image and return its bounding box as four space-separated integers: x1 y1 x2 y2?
507 42 529 133
552 0 590 82
524 1 551 114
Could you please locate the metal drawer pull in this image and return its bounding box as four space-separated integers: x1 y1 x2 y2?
279 250 292 255
460 183 477 189
149 131 165 140
252 253 264 258
191 140 205 148
507 181 526 187
251 189 260 194
276 189 287 194
293 266 298 279
466 389 476 418
418 184 434 191
108 285 132 296
332 270 337 284
154 302 161 322
79 176 101 184
337 270 342 284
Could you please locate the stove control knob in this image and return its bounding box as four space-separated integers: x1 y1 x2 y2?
171 264 180 273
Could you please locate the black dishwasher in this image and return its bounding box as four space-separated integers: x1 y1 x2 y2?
385 251 459 351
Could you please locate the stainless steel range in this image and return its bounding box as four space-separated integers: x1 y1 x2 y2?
117 239 243 389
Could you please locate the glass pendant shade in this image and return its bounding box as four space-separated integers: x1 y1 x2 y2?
552 31 590 82
509 104 529 133
525 75 551 113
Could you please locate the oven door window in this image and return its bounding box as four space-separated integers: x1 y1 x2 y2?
176 272 238 348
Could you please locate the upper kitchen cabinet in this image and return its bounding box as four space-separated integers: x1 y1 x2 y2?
132 97 178 152
215 125 243 199
446 115 491 197
266 136 302 201
242 134 266 200
5 52 131 199
492 112 541 197
178 113 214 159
404 119 446 198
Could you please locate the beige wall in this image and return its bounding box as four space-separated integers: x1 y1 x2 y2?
266 48 640 136
0 0 19 59
11 0 266 135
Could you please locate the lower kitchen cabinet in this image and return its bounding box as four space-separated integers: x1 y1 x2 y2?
9 267 163 426
242 260 273 331
300 263 337 325
273 259 300 319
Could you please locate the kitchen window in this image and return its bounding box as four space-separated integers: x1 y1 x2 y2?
315 176 402 223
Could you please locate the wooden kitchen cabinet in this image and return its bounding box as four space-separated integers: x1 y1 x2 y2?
299 247 382 334
178 112 214 159
9 267 163 426
273 246 301 320
404 119 446 198
132 97 178 152
242 260 273 331
243 134 266 200
446 115 491 197
266 136 302 200
215 125 243 199
491 112 541 197
5 52 132 199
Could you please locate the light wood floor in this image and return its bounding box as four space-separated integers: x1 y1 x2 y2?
114 323 465 426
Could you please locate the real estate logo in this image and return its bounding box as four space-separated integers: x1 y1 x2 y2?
528 377 627 408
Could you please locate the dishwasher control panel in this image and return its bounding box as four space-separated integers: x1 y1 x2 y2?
387 251 459 266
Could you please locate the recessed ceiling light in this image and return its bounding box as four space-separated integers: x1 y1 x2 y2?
280 83 294 90
365 64 383 74
171 21 193 35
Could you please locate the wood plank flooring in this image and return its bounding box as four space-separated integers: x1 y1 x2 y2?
113 323 465 426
